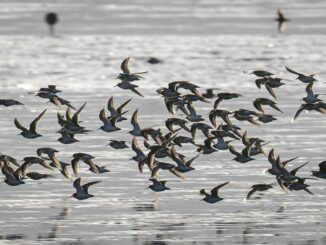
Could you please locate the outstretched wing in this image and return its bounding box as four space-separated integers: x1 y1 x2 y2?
290 161 309 176
229 145 240 157
285 66 303 76
99 108 111 125
107 97 116 115
121 57 131 74
131 88 144 97
277 9 285 20
117 98 132 114
245 188 257 200
30 109 47 133
265 84 277 99
185 153 200 167
14 118 27 132
72 102 87 126
253 100 264 113
82 180 101 194
73 178 84 193
211 181 229 198
131 109 141 131
293 105 307 120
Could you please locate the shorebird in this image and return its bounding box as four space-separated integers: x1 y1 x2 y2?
116 81 144 97
108 140 128 149
258 114 277 123
185 101 204 122
209 109 233 127
45 12 58 36
23 156 53 170
36 147 59 160
285 66 317 83
303 82 323 104
276 158 310 182
165 118 190 132
147 57 162 64
14 109 47 139
87 160 110 174
275 9 289 33
117 57 147 82
168 81 202 96
312 161 326 179
190 122 212 140
293 102 326 120
266 149 299 176
202 88 219 99
71 153 96 176
151 161 185 180
253 98 283 113
148 178 170 192
107 97 131 122
68 102 87 128
232 109 260 125
173 135 195 147
0 154 20 167
99 108 126 132
145 145 169 170
254 77 285 99
177 153 200 172
214 92 241 109
1 157 30 186
196 138 218 154
57 129 79 144
200 182 229 203
1 164 26 186
116 57 146 97
48 94 76 109
26 172 53 180
169 146 197 173
228 142 255 163
157 87 180 99
38 85 61 94
72 177 101 200
0 99 23 107
163 97 187 115
129 109 142 136
285 178 314 195
242 131 267 156
212 135 233 150
182 94 209 103
56 104 89 135
213 124 241 139
250 70 273 78
245 184 273 201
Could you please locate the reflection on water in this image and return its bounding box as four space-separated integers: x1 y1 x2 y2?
38 225 60 240
133 199 159 212
0 234 25 240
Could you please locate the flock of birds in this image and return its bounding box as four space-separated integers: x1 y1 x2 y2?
1 57 326 204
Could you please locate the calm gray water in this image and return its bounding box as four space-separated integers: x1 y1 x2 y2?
0 1 326 245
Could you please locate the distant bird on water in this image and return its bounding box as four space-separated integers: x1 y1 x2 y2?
45 12 58 36
275 9 289 33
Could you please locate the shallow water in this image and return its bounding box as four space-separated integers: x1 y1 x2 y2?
1 1 326 245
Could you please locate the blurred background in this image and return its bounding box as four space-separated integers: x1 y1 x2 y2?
1 0 326 35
